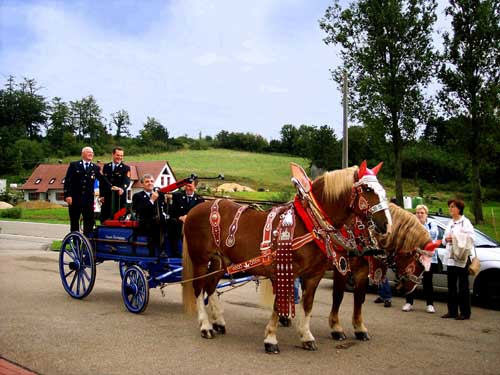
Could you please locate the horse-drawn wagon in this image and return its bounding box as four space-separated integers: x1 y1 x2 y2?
58 174 251 314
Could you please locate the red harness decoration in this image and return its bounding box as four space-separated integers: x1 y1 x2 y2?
275 207 296 318
293 196 350 275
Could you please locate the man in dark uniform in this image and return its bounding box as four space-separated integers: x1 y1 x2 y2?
167 181 204 256
64 146 113 234
132 174 168 255
99 147 131 223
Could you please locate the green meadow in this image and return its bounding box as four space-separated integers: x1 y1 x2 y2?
5 148 498 240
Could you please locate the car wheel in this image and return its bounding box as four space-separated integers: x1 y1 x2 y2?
474 270 500 310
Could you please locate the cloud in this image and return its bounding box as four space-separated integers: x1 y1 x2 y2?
260 84 288 94
0 0 347 140
193 52 229 66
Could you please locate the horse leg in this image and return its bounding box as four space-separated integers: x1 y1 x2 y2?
264 310 281 354
296 274 322 351
329 269 347 341
351 258 370 341
204 257 226 334
206 293 226 334
191 262 216 339
196 293 216 339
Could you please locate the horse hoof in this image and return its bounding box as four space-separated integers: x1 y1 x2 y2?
302 341 318 351
264 343 280 354
331 331 347 341
355 332 370 341
279 316 292 327
201 329 216 339
213 323 226 334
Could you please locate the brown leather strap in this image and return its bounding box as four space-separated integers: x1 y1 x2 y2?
210 199 221 248
225 204 249 247
260 207 280 252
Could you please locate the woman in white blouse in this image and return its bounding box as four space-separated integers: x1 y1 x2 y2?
441 199 475 320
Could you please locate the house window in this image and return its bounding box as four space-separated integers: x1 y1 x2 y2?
28 192 40 200
49 178 56 184
34 178 42 184
56 192 65 201
161 176 164 185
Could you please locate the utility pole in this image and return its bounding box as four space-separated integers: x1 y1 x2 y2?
342 70 348 168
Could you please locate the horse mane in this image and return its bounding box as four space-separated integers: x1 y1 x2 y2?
377 203 431 253
316 166 358 202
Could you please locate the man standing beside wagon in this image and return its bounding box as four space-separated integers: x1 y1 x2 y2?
64 146 114 234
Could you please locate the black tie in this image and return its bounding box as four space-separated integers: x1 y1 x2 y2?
85 162 89 170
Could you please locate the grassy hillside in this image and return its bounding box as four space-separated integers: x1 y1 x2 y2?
12 148 499 240
52 149 310 193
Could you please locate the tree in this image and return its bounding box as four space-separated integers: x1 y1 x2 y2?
110 109 132 140
320 0 438 205
0 76 47 141
46 97 74 151
70 95 108 146
18 78 47 140
139 117 169 144
308 125 342 170
437 0 500 223
279 124 299 154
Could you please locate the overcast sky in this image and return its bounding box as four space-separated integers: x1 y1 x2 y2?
0 0 449 141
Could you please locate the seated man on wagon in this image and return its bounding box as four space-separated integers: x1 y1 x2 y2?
166 180 204 257
132 174 168 255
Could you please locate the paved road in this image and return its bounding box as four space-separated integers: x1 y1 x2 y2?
1 221 500 375
0 221 68 251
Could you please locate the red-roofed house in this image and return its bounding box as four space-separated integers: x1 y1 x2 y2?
21 161 177 205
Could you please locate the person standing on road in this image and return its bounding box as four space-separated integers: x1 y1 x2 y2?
402 204 440 313
64 146 113 234
99 147 131 223
373 278 392 307
373 196 397 308
441 199 475 320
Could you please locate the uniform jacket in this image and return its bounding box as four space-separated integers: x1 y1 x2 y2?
169 191 204 219
99 162 131 197
132 190 167 225
64 160 110 206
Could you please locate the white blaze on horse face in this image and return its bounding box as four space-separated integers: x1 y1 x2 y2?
359 175 392 227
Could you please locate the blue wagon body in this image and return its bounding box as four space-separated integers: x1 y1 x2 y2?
58 173 250 313
59 221 252 313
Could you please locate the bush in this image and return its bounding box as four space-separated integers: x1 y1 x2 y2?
0 207 23 218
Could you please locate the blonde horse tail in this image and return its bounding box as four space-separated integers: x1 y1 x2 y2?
258 278 275 310
182 235 197 315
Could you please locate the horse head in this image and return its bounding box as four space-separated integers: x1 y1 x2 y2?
350 161 392 235
393 240 441 294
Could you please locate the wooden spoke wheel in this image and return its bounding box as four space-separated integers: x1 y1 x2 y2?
59 231 96 299
121 265 150 313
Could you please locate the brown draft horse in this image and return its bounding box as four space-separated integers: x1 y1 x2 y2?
329 203 440 341
182 162 392 354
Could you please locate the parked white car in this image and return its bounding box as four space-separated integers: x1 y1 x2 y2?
385 214 500 309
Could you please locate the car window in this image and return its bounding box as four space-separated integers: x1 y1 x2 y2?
473 230 499 247
429 215 499 247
